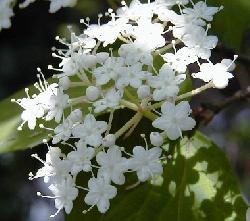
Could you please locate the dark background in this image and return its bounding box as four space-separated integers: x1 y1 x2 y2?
0 1 249 221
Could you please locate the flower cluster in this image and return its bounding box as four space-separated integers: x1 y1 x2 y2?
13 0 237 216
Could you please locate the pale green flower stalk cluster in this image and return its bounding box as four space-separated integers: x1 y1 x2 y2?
11 0 238 217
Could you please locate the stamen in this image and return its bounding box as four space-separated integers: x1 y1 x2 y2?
50 208 62 218
82 204 95 214
37 192 57 199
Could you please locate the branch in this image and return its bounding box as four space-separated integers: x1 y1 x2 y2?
193 86 250 125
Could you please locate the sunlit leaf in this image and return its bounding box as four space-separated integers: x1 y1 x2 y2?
66 132 247 221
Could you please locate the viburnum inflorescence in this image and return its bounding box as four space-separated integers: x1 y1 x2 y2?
13 0 237 217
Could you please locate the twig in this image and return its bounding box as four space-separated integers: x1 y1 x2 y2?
193 86 250 125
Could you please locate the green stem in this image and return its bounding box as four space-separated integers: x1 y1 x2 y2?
114 112 142 139
155 39 182 55
151 82 214 110
121 99 158 121
120 99 139 112
176 81 214 101
124 89 139 104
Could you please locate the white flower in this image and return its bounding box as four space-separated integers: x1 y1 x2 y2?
96 146 128 185
72 114 107 147
93 57 125 86
84 176 117 213
132 19 165 50
162 47 198 73
118 42 153 65
69 33 96 54
32 147 71 183
48 177 78 215
182 27 218 59
67 141 95 175
19 98 45 130
14 79 58 130
152 101 196 140
59 57 78 77
93 88 122 113
148 64 186 101
116 63 146 89
183 1 220 23
129 146 163 182
85 18 131 47
58 53 97 77
52 109 83 144
192 61 234 88
45 89 69 123
0 0 14 31
52 119 73 144
49 0 78 13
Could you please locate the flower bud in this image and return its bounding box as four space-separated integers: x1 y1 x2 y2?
150 132 163 147
137 85 150 99
103 134 116 147
69 109 82 122
59 76 71 90
86 86 100 101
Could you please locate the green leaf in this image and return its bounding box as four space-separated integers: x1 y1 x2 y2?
208 0 250 50
66 132 247 221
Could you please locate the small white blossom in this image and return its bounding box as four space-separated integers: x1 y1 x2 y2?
19 98 45 130
183 1 220 23
93 88 122 113
182 27 218 59
14 78 58 130
118 42 153 65
129 146 163 182
162 47 198 73
85 18 132 47
148 64 186 101
192 60 234 88
52 109 83 144
67 141 95 175
32 147 71 183
116 63 146 89
45 89 69 123
93 57 125 86
96 146 128 185
132 19 165 50
84 177 117 213
72 114 107 147
153 101 196 140
48 177 78 216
